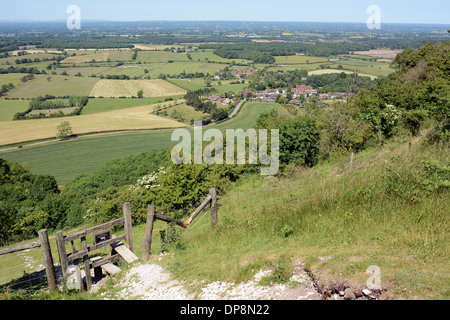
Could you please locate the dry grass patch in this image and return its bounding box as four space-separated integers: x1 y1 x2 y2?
62 52 110 63
352 49 403 59
308 69 378 80
90 79 186 98
0 102 186 145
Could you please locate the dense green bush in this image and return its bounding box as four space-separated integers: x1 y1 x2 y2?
86 162 243 224
255 111 320 167
277 115 320 167
0 159 61 243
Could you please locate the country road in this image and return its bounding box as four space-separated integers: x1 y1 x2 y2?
228 99 246 119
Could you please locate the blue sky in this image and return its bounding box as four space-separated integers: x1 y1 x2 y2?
0 0 449 24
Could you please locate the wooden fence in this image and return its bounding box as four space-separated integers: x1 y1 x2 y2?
141 188 218 261
55 202 137 291
0 229 57 292
0 188 218 294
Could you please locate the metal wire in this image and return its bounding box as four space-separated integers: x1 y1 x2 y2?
0 245 49 294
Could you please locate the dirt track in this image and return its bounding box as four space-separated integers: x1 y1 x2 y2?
95 259 322 300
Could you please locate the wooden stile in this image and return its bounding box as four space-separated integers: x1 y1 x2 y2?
56 230 69 278
183 195 212 227
38 229 57 293
210 188 218 228
142 205 156 261
110 237 138 264
81 236 92 290
123 202 134 252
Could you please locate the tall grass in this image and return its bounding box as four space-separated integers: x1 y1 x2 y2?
160 136 449 299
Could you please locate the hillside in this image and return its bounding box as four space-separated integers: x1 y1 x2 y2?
144 133 449 300
0 27 448 301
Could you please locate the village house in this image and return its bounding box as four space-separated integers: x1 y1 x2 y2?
208 95 222 103
318 92 354 99
231 68 258 78
237 88 256 99
291 85 317 97
222 98 231 105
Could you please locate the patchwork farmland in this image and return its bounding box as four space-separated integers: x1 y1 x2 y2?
0 100 186 146
0 102 284 184
89 79 186 98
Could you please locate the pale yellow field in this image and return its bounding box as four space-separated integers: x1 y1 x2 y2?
308 69 378 80
61 52 110 63
0 102 186 145
353 49 402 59
90 79 187 98
133 44 179 51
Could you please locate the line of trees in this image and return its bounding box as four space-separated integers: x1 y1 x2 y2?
184 88 228 121
13 96 89 120
0 83 15 97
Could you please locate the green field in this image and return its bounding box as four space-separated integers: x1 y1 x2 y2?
55 66 112 77
0 102 285 184
0 73 28 86
136 51 190 63
160 102 208 123
274 55 329 64
0 99 29 121
167 79 206 91
5 75 99 99
169 79 248 94
107 50 134 61
81 96 185 115
146 62 227 77
98 65 147 78
270 54 394 77
0 52 57 67
335 60 394 77
269 62 333 73
189 50 253 64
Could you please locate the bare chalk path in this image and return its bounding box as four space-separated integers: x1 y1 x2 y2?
101 259 321 300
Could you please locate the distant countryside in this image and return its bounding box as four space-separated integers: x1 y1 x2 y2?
0 17 449 302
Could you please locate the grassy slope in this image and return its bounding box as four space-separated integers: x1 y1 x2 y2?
0 125 447 300
0 102 285 184
156 135 449 300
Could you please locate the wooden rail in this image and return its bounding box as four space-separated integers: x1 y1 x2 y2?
1 187 219 292
141 188 218 261
55 203 135 291
0 241 41 256
0 230 57 293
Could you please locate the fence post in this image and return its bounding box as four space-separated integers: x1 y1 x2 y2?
55 230 69 278
38 229 57 293
142 205 156 261
123 202 134 252
209 188 218 228
350 151 354 171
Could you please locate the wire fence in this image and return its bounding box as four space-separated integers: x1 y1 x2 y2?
0 245 51 296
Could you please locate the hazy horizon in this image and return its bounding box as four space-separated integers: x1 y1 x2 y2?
1 0 449 25
0 19 449 26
